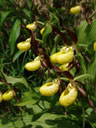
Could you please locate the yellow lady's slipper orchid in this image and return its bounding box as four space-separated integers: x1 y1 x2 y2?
17 41 31 51
26 22 37 31
70 6 81 14
25 56 41 71
2 89 14 101
55 47 74 64
25 38 31 42
59 83 78 107
50 51 63 63
40 79 59 96
94 42 96 51
40 27 45 35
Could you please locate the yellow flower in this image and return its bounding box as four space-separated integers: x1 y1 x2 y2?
55 47 74 64
40 27 45 35
40 79 59 96
50 51 63 63
94 42 96 51
25 56 41 71
26 22 37 31
59 83 78 107
17 41 31 51
25 38 31 42
2 89 14 101
70 6 81 14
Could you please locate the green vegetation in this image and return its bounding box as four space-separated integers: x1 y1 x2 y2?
0 0 96 128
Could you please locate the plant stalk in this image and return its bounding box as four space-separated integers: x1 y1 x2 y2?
82 107 85 128
90 10 96 19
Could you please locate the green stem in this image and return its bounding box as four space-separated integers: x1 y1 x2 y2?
78 44 88 48
82 107 85 128
60 77 69 81
90 10 96 19
36 21 44 25
35 38 43 43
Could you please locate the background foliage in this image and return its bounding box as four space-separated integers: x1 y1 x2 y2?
0 0 96 128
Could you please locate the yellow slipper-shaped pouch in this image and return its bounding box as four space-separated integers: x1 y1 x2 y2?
70 5 81 14
2 89 14 101
50 51 64 63
40 27 45 35
56 47 74 64
40 79 59 96
0 92 3 102
26 22 37 31
17 40 31 51
25 56 41 71
25 38 31 42
59 83 78 107
94 42 96 51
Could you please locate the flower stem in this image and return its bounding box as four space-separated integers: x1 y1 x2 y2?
90 10 96 19
82 107 85 128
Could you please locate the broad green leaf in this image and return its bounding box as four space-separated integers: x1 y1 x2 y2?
0 107 81 128
54 34 60 45
14 91 39 106
13 51 24 62
23 8 31 18
2 71 30 89
89 122 96 128
85 19 96 45
77 21 88 44
51 34 60 55
78 52 86 74
42 24 52 46
0 11 11 25
86 20 96 44
92 0 96 9
77 19 96 46
74 74 92 81
28 0 33 8
32 113 80 128
88 54 96 79
9 19 21 55
75 47 86 74
0 81 4 85
0 112 33 128
26 104 44 114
